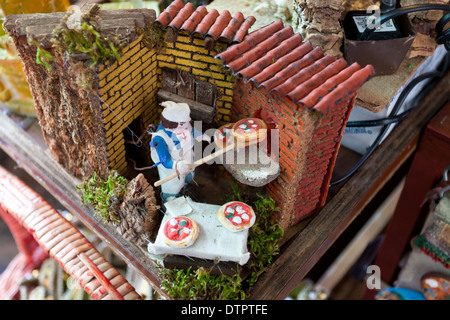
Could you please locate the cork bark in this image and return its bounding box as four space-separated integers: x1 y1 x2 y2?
400 0 450 58
292 0 345 56
10 36 109 179
3 7 157 180
117 174 161 246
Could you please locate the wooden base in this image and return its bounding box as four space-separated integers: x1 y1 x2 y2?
163 255 251 278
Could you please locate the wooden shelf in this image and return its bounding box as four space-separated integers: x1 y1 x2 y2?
0 70 448 299
0 111 167 297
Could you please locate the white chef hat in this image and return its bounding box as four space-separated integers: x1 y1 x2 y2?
161 101 191 123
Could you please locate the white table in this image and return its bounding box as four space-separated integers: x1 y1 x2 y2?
147 197 251 265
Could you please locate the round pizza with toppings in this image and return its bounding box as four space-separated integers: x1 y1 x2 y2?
161 216 199 247
231 118 267 144
217 201 256 232
214 123 234 148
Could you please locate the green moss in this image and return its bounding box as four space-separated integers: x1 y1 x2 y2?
218 64 236 82
139 23 165 52
159 185 283 300
158 265 245 300
76 170 128 224
53 20 122 66
51 15 125 91
247 194 283 286
27 39 54 71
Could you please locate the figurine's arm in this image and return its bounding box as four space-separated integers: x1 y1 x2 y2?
151 136 193 175
151 136 174 169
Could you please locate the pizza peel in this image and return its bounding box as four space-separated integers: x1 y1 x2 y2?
153 119 267 188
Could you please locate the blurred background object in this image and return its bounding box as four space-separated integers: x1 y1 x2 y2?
0 0 71 117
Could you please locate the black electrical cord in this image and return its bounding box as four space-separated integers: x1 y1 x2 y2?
330 51 450 187
360 4 450 49
330 4 450 186
345 108 413 127
347 47 450 129
346 68 444 128
345 69 446 128
436 12 450 50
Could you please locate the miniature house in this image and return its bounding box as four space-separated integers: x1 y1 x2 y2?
4 0 374 229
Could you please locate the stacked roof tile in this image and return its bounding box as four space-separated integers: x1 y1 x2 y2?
155 0 256 44
215 20 375 113
155 0 375 113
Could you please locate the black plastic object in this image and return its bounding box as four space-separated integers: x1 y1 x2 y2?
343 10 403 41
343 12 416 75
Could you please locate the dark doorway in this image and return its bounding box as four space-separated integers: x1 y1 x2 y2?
123 115 151 171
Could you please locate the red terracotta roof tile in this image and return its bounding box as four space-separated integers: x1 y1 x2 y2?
206 10 232 40
220 12 245 41
313 65 376 113
260 46 323 92
194 9 220 34
250 41 313 86
155 0 255 45
232 16 256 43
216 19 375 113
180 5 208 33
272 54 335 97
155 0 184 27
299 62 362 108
156 3 375 112
287 58 347 102
226 25 294 72
168 2 195 29
237 33 303 80
217 20 284 64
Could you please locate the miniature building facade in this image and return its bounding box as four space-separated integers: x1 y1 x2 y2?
69 0 256 176
5 0 374 229
216 19 374 227
98 36 159 175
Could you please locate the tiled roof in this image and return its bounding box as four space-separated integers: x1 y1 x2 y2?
215 20 375 113
155 0 255 44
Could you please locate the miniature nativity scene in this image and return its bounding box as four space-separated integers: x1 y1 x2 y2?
3 0 375 299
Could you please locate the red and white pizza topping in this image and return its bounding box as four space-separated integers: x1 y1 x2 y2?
223 202 253 226
235 119 261 135
217 124 233 141
163 217 193 242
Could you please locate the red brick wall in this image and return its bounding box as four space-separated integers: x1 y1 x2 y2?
292 94 356 225
232 78 308 182
232 78 355 229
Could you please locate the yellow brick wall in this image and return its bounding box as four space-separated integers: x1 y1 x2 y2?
98 35 159 176
157 31 236 124
96 31 237 176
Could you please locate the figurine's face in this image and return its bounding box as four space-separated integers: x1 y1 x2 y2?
175 122 189 131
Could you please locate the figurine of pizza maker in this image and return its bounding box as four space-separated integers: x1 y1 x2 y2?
150 101 210 202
